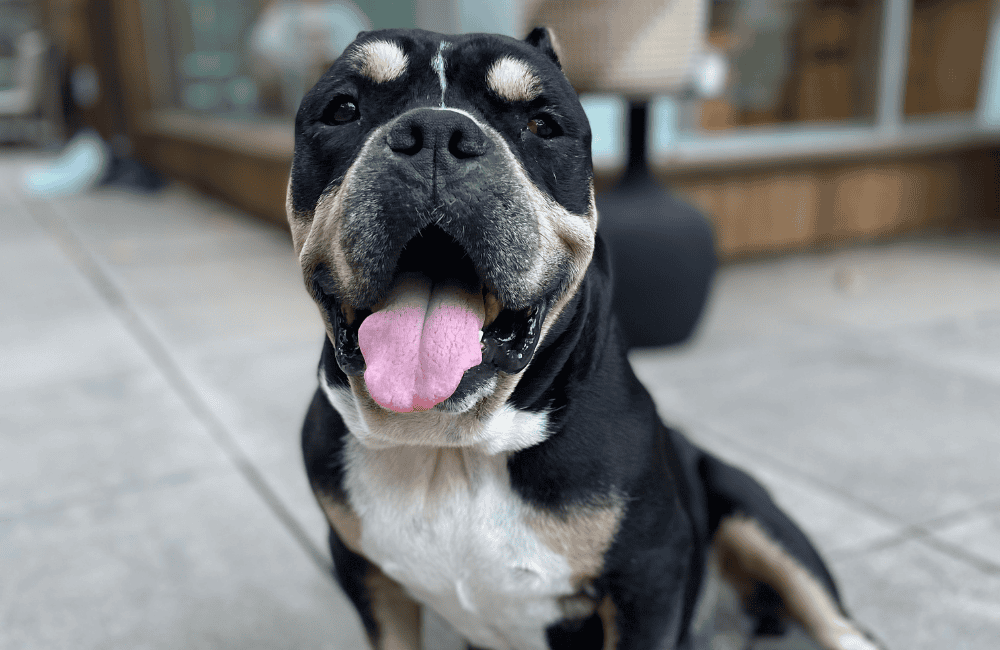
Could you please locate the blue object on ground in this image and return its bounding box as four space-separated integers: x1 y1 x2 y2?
21 129 109 197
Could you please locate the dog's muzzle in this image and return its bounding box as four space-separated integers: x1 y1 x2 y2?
317 225 551 413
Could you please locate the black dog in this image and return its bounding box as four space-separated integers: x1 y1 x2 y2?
287 27 882 650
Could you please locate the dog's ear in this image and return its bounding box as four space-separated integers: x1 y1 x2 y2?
524 26 562 69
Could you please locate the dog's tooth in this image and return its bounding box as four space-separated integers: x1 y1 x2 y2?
479 330 484 341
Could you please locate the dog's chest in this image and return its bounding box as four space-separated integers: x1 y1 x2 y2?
343 441 574 650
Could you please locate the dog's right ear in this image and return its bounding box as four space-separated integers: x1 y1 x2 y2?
524 26 562 69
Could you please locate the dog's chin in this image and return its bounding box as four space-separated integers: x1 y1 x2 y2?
435 365 500 413
339 363 522 450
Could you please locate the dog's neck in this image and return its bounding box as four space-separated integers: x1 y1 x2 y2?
505 235 622 414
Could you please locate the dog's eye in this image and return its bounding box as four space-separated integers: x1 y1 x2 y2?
527 116 559 138
322 97 359 125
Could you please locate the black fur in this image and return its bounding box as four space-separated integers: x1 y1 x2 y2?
294 28 859 650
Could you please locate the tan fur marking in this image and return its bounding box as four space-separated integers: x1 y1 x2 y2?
717 515 873 650
298 180 355 338
294 118 395 322
353 40 409 83
483 291 502 328
558 592 598 620
285 175 312 257
486 56 543 102
312 187 353 285
347 441 478 504
314 491 364 555
597 594 619 650
525 499 623 588
365 564 422 650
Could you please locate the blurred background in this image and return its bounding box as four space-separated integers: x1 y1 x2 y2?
2 1 999 649
3 0 998 247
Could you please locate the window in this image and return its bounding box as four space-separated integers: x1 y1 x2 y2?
141 0 417 119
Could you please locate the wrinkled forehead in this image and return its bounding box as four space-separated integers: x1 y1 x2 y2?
320 30 570 106
347 36 546 97
290 29 593 219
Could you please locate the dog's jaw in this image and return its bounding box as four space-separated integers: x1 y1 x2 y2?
296 143 596 433
319 367 551 452
311 180 595 450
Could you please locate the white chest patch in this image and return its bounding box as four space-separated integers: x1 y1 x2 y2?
342 439 573 650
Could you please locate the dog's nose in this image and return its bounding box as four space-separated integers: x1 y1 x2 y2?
386 109 493 159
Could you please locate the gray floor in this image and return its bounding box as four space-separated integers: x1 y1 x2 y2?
2 150 998 649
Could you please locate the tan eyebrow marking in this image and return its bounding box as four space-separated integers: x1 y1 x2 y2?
486 56 543 102
352 40 408 83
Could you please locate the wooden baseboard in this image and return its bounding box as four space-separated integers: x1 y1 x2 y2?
661 149 998 260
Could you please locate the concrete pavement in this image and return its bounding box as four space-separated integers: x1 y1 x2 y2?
2 151 998 649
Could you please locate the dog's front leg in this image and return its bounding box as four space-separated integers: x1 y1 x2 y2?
328 527 422 650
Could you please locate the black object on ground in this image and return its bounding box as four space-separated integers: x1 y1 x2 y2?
597 102 717 349
101 155 166 193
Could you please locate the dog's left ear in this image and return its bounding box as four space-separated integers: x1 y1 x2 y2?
524 26 562 69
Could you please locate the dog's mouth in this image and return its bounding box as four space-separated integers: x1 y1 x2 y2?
324 226 548 413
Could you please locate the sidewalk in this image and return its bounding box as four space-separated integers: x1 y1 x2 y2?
2 150 998 649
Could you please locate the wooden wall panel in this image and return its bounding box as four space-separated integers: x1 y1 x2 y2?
664 150 997 260
672 171 820 257
905 0 991 116
148 136 291 228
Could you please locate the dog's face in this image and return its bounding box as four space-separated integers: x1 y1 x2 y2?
288 28 597 445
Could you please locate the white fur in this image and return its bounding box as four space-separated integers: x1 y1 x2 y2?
353 40 408 83
472 402 550 454
343 437 573 650
431 41 451 108
318 372 564 649
487 56 543 102
441 374 498 414
318 372 372 438
838 634 880 650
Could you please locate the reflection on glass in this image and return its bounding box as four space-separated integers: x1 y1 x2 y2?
904 0 990 116
151 0 385 118
698 0 884 130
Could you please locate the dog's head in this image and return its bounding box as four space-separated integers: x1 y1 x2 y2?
288 28 597 446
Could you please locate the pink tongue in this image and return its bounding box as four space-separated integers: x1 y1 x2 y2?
358 273 485 413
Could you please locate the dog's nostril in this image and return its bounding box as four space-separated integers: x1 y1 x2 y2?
448 129 490 159
387 111 492 159
387 124 423 156
448 131 467 159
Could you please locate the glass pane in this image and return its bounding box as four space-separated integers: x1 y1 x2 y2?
0 2 39 90
904 0 991 117
695 0 884 131
144 0 416 119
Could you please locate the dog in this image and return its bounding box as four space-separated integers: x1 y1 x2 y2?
285 27 884 650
